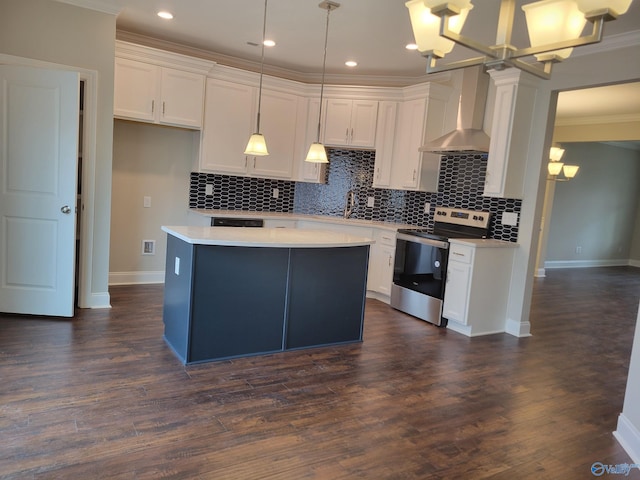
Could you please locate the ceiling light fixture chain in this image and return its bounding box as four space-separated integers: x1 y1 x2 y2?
244 0 270 157
305 1 340 164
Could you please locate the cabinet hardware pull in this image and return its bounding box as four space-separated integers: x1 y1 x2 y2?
388 256 392 267
345 128 349 142
151 100 154 114
413 169 417 181
351 128 354 142
253 158 256 169
244 157 248 168
162 101 165 115
453 252 465 256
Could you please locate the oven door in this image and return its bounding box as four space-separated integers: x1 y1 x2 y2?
390 233 449 326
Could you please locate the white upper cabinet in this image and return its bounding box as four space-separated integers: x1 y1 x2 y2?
483 69 541 199
251 89 299 179
390 83 454 192
114 58 205 129
294 98 327 184
200 77 302 180
323 99 378 148
200 78 256 175
372 101 398 188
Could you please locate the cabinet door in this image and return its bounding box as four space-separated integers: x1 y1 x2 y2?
392 98 426 189
251 89 298 179
323 99 352 146
114 58 158 122
373 101 397 188
350 100 378 147
160 67 205 129
296 98 326 183
443 261 471 324
200 78 255 175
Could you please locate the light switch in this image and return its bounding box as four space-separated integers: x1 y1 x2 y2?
174 257 180 275
143 196 151 208
272 188 279 199
424 202 430 214
367 197 375 208
205 184 213 196
501 212 518 226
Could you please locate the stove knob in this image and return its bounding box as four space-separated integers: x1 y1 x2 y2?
473 215 478 220
478 215 484 221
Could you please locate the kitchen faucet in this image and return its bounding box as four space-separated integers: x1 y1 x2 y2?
343 190 355 219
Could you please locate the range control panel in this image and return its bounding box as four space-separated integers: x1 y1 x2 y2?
434 207 490 229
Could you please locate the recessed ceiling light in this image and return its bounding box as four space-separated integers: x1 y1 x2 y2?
157 11 173 20
405 43 418 50
345 60 358 67
263 40 276 47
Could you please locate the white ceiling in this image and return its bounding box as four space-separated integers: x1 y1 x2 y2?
59 0 640 123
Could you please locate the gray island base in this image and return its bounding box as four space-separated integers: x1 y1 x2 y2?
161 226 373 364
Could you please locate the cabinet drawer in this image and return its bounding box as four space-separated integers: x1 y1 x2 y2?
449 243 473 264
375 230 396 247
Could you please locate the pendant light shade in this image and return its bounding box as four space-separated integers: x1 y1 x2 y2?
548 161 564 175
306 142 328 163
305 1 340 164
244 0 270 156
245 133 269 156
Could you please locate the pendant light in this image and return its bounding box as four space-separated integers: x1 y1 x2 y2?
305 1 340 164
244 0 270 156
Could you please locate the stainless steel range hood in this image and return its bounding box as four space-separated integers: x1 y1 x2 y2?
420 66 490 155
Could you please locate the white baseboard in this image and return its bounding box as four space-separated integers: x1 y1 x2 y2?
545 259 630 269
535 268 546 278
614 413 640 464
78 291 111 309
630 259 640 268
366 290 390 304
505 318 532 337
109 271 165 285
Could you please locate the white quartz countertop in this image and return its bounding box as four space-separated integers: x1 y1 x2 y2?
162 226 374 248
449 238 519 248
189 209 416 231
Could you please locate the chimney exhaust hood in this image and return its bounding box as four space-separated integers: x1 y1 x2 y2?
420 66 490 155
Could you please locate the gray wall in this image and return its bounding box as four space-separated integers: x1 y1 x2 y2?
547 143 640 264
110 120 198 280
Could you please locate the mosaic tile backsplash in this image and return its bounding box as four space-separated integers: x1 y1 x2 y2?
189 148 522 242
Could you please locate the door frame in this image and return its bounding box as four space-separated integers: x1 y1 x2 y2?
0 53 98 309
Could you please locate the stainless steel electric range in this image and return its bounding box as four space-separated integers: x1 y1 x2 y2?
390 207 491 327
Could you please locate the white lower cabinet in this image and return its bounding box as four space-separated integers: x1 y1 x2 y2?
443 240 516 336
367 230 396 296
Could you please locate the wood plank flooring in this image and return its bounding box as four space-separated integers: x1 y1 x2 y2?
1 266 639 479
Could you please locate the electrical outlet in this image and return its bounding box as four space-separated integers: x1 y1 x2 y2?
142 240 155 255
272 188 279 199
424 202 430 214
174 257 180 275
576 246 582 254
367 196 375 208
143 196 151 208
205 184 213 196
501 212 519 226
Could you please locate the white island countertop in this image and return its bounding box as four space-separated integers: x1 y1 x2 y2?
162 226 374 248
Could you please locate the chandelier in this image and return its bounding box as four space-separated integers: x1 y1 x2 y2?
548 145 580 180
406 0 634 79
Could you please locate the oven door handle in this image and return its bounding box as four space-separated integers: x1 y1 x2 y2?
396 233 449 249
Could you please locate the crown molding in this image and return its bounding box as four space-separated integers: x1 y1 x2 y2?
116 30 449 88
115 40 216 75
53 0 122 15
555 112 640 126
570 30 640 58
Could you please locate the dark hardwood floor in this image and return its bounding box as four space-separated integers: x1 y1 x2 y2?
1 267 639 479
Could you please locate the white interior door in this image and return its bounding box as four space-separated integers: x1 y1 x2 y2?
0 65 79 317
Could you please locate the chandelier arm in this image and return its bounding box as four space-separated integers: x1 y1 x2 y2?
500 58 553 80
508 16 606 60
439 13 499 59
424 54 488 75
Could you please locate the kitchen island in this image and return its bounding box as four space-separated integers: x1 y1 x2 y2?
161 226 373 364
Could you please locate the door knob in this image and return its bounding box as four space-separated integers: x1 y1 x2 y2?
61 205 71 214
